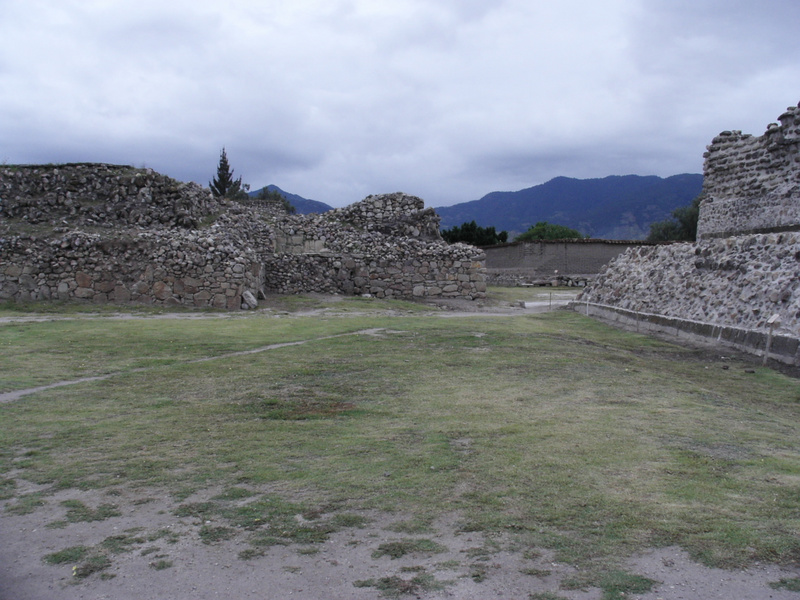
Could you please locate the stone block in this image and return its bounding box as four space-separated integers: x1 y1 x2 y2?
95 280 115 293
152 281 171 300
75 271 92 288
114 285 132 302
4 264 22 277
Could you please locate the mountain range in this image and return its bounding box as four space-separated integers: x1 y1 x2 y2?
435 174 704 240
255 174 704 240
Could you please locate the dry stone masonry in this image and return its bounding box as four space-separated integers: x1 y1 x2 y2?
265 192 486 299
579 102 800 364
1 165 485 307
699 104 800 239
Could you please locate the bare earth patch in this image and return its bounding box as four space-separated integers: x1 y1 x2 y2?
3 488 800 599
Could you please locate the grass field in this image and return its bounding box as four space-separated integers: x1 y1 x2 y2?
2 290 800 594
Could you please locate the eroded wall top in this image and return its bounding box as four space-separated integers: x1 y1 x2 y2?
698 102 800 239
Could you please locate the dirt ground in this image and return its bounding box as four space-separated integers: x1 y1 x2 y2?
2 485 800 600
3 294 800 599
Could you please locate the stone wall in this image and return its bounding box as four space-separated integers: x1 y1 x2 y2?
265 193 486 299
579 102 800 364
1 163 221 228
484 239 647 285
1 165 485 307
0 202 271 309
579 233 800 336
698 103 800 239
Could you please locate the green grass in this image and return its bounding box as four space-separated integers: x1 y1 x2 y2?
770 577 800 592
597 570 657 599
61 499 121 522
3 295 800 585
43 545 91 565
354 572 450 597
372 539 448 559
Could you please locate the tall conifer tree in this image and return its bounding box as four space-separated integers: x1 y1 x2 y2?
209 147 243 199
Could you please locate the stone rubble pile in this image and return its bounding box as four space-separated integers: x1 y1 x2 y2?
0 163 222 229
329 192 443 240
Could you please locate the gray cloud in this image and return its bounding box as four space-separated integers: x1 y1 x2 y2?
2 0 798 207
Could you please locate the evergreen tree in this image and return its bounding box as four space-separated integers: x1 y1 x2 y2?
514 221 584 241
441 221 508 246
646 195 702 242
209 147 246 199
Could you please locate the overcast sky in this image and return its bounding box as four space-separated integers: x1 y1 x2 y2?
2 0 799 208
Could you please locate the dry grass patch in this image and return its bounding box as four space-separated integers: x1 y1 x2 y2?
2 302 800 587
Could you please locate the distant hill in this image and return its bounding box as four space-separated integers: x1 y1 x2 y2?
436 174 704 240
249 185 332 215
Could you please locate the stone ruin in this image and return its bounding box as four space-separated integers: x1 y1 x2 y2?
0 164 486 308
578 102 800 365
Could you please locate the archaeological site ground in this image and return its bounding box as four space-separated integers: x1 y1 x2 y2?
1 103 800 599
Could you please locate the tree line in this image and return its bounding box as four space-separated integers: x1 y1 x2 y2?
442 196 701 245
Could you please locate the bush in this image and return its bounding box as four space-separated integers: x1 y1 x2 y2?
441 221 508 246
514 222 584 241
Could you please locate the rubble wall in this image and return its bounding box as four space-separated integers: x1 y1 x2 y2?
698 103 800 239
265 193 486 299
579 102 800 364
1 167 484 307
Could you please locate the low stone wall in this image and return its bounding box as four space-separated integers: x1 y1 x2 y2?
574 301 800 366
264 245 486 299
0 206 269 309
483 239 646 285
265 193 486 299
698 103 800 239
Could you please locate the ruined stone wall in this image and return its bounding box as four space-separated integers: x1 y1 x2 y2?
0 203 272 309
698 103 800 239
264 245 485 299
1 166 484 307
330 192 442 240
265 193 486 299
579 233 800 336
0 230 264 309
580 102 800 363
0 163 221 228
